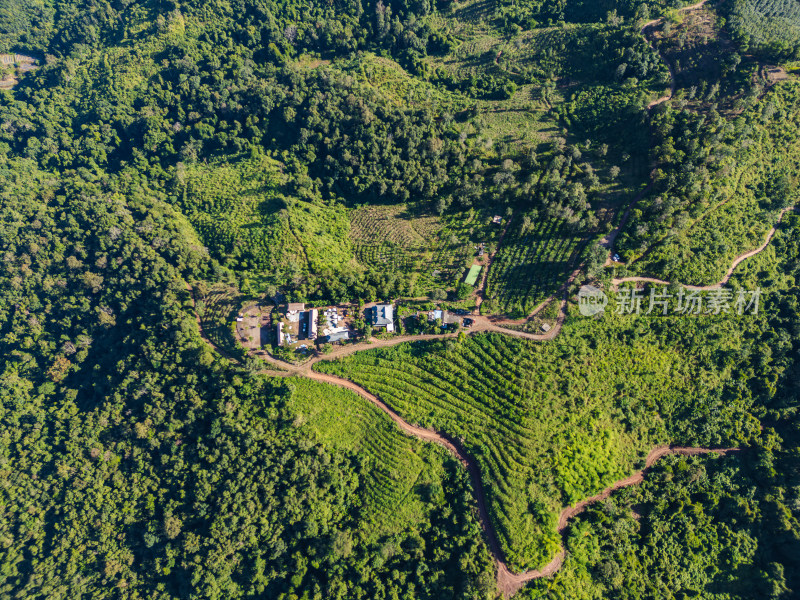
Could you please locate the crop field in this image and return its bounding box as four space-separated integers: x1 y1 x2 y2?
350 204 485 292
485 216 586 316
315 310 767 571
286 378 439 533
432 26 586 83
350 204 438 247
288 199 354 274
354 243 414 272
343 53 468 112
194 285 247 360
178 156 356 289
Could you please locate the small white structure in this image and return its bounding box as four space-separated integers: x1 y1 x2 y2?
492 215 503 225
287 302 305 315
308 309 318 339
276 322 284 345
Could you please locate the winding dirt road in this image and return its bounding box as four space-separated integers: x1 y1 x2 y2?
642 0 711 108
188 278 751 597
298 367 739 597
613 206 793 290
497 446 737 597
184 173 786 599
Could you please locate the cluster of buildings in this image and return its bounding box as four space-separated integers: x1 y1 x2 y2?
276 303 317 346
273 302 396 348
319 307 350 344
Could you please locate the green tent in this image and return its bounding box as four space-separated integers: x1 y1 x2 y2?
465 265 482 286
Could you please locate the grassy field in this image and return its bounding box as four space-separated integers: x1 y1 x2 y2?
343 52 468 111
177 156 301 273
314 307 769 571
177 155 355 290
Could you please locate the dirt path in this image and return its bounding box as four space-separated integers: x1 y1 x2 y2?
186 275 751 597
182 42 788 586
642 0 711 110
612 206 793 290
601 182 653 267
496 445 739 596
248 290 571 376
305 370 738 597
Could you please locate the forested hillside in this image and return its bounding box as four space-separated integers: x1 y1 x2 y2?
725 0 800 58
2 0 800 598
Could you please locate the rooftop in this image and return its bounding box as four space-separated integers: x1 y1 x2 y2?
371 304 394 326
323 330 350 343
465 264 482 286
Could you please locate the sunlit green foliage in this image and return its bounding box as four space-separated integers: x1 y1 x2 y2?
315 302 778 570
486 216 586 316
618 82 800 284
726 0 800 59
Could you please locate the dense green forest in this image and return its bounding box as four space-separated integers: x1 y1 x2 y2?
2 0 800 597
0 158 495 599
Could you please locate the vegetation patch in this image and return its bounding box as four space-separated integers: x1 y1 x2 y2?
486 216 586 316
620 82 800 284
315 304 771 570
725 0 800 59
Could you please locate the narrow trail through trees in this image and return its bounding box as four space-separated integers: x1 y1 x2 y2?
612 206 793 290
602 0 711 266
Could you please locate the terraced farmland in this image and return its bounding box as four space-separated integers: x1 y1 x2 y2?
315 313 763 571
286 378 434 531
350 204 479 292
194 285 247 360
485 216 586 316
315 332 662 570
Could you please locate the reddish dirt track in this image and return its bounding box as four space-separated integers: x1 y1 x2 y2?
308 366 738 598
185 178 780 598
613 206 793 290
306 370 739 597
188 279 748 597
184 5 778 586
